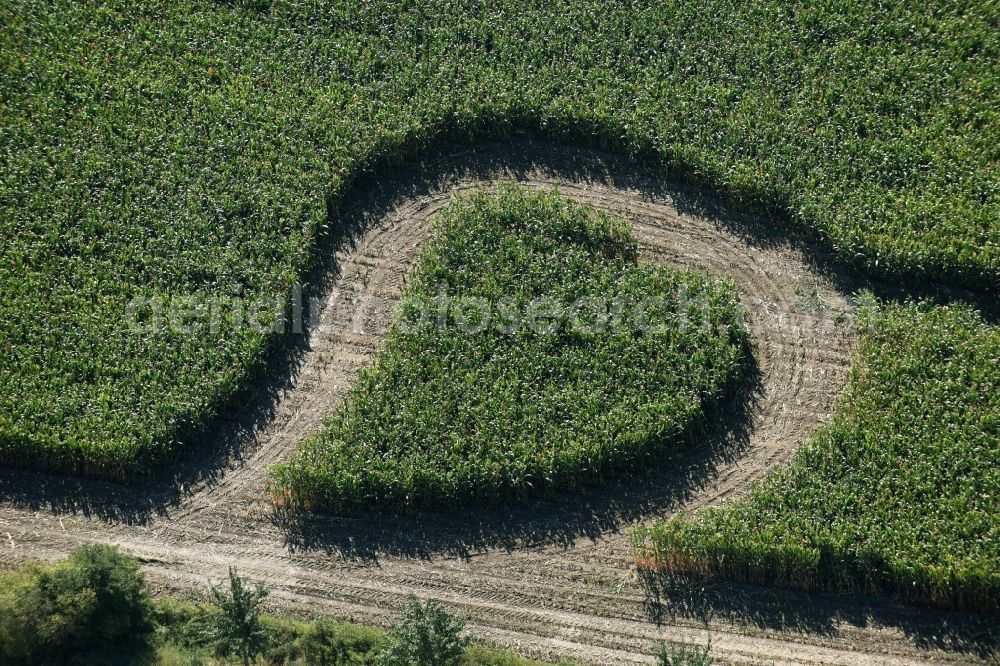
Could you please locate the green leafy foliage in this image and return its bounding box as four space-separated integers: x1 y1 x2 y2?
153 596 385 665
656 640 713 666
375 595 470 666
296 618 354 666
1 0 997 478
632 303 1000 613
271 187 748 512
154 596 551 665
0 548 559 665
0 544 152 665
210 567 269 666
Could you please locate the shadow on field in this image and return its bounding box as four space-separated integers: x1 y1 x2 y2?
637 570 1000 660
0 325 316 523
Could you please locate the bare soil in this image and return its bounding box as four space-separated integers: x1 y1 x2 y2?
0 140 995 664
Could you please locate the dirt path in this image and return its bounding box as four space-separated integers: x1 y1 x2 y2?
0 141 994 664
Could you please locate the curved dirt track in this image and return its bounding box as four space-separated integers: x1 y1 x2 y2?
0 141 995 664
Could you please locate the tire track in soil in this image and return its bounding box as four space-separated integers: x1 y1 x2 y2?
0 141 993 665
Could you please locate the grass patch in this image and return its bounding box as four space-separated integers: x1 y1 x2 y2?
0 545 568 665
1 0 996 476
153 597 566 665
271 186 748 512
631 302 1000 613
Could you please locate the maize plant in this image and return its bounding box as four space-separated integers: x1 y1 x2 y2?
632 303 1000 614
2 0 996 480
270 186 749 512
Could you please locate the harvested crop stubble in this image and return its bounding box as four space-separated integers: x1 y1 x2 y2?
271 186 749 512
632 302 1000 613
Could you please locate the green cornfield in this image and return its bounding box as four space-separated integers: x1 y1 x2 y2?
270 186 749 512
631 303 1000 614
2 0 997 477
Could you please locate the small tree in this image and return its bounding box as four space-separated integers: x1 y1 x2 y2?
375 595 469 666
210 567 269 666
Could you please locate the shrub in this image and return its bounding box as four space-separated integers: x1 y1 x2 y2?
656 640 713 666
296 617 354 665
0 544 152 665
376 595 470 666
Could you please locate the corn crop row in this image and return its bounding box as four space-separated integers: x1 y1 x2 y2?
632 303 1000 614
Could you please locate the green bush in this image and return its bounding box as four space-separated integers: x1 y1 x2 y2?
632 302 1000 613
376 596 470 666
271 186 748 512
656 641 713 666
0 544 152 665
210 567 269 666
296 618 354 665
151 597 218 653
